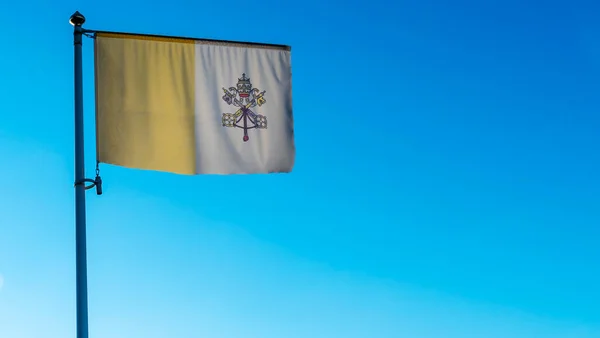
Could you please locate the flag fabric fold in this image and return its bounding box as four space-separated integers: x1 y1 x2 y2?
94 32 294 175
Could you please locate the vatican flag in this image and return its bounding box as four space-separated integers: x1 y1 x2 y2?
94 32 294 175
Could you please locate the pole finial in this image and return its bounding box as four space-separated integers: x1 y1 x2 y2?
69 11 85 26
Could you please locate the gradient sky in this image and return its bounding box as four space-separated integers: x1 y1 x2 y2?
1 0 599 337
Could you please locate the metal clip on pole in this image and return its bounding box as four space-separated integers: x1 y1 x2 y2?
74 174 103 196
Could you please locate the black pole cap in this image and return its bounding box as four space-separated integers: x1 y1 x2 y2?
70 11 85 26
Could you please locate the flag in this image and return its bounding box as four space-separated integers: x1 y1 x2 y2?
94 32 294 175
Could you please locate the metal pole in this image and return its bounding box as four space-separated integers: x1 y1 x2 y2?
70 11 89 338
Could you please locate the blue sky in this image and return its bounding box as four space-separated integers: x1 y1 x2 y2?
1 0 599 337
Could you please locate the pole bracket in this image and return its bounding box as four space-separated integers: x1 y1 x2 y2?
74 175 103 195
82 29 96 39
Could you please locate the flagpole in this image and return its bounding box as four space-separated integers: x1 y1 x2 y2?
70 11 89 338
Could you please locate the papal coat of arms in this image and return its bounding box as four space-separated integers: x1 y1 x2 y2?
221 73 267 142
